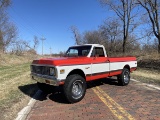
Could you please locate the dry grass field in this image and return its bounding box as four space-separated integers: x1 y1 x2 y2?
0 54 39 120
132 53 160 85
0 53 34 66
0 63 37 120
131 68 160 85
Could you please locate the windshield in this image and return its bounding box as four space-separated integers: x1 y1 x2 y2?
65 45 92 57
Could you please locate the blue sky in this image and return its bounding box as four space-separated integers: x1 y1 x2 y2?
8 0 110 54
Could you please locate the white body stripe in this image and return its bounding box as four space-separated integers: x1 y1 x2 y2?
110 61 137 71
91 63 109 74
56 61 137 80
56 64 91 80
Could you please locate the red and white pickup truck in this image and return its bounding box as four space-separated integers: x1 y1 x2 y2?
30 44 137 103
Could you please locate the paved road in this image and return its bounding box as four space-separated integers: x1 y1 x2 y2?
26 78 160 120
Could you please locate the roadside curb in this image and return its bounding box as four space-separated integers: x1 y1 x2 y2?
131 79 160 90
15 90 42 120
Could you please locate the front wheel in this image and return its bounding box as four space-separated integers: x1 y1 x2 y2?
63 74 86 103
118 68 130 86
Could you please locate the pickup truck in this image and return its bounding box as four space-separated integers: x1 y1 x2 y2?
30 44 137 103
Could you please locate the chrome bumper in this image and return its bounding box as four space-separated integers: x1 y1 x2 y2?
30 73 63 86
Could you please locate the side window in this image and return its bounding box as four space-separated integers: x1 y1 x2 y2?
82 49 89 56
91 47 105 57
95 47 105 57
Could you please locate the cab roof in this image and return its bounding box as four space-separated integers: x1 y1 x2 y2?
70 44 103 47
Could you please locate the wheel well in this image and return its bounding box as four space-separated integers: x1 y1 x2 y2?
67 69 85 79
123 65 130 71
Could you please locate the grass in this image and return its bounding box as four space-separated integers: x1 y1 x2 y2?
131 68 160 85
0 62 38 120
0 53 39 66
0 63 29 83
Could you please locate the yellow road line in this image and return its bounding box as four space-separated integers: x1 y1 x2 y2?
92 86 135 120
96 87 135 120
92 87 125 120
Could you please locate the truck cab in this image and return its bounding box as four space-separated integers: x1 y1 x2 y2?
65 44 107 57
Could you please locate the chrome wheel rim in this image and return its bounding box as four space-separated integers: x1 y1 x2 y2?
124 71 130 83
72 80 83 99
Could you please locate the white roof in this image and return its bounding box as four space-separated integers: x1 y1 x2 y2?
84 44 100 46
71 44 103 47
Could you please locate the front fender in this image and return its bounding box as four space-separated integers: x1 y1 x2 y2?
56 65 91 80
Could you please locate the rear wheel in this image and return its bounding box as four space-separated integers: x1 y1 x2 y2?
118 68 130 86
63 74 86 103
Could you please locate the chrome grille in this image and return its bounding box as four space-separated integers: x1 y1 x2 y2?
31 65 50 75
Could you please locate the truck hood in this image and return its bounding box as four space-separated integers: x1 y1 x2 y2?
32 57 91 66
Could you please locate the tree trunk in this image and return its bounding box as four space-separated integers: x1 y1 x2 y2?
123 38 126 53
123 36 128 54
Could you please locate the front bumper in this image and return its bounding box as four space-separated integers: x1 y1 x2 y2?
30 73 64 86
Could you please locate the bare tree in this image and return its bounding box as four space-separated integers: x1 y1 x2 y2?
0 0 17 53
100 0 139 53
0 23 17 52
70 26 82 45
33 36 39 50
11 36 39 55
22 36 39 53
99 19 122 53
0 0 10 9
83 30 105 44
11 40 27 55
137 0 160 53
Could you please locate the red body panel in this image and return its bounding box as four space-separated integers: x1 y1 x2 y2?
86 73 109 81
32 57 136 66
109 70 122 77
32 56 136 81
32 57 92 66
108 57 136 62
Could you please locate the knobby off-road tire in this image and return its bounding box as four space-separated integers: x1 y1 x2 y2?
63 74 86 103
118 68 130 86
37 82 56 93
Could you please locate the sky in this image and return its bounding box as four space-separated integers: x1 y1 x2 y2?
8 0 110 54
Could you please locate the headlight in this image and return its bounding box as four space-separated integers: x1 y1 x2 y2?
49 67 55 76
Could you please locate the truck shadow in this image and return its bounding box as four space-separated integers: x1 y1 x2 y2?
18 83 39 98
87 77 119 88
18 77 119 104
18 83 68 103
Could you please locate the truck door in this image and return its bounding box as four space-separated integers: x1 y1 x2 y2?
90 47 110 80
